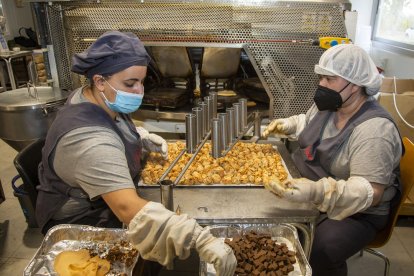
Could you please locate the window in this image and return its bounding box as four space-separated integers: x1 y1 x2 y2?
373 0 414 54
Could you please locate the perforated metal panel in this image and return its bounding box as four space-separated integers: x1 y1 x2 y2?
45 0 348 118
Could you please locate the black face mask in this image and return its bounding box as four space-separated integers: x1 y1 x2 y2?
313 82 351 111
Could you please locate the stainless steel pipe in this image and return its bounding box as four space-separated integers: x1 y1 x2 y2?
205 96 213 130
226 107 235 142
233 103 241 137
174 131 211 185
209 92 218 119
198 102 208 135
254 110 261 138
211 118 222 158
159 180 174 211
239 98 247 131
185 114 197 153
218 113 229 150
192 107 203 145
158 149 186 182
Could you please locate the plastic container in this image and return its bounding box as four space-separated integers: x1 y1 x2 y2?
11 175 38 228
32 49 49 84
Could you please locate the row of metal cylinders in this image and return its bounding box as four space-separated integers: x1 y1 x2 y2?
185 92 248 158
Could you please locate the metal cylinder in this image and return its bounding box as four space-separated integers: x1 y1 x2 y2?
239 98 248 131
233 103 241 137
205 96 213 130
211 118 222 158
209 91 218 119
198 102 208 135
192 107 203 145
218 113 229 150
226 107 235 142
185 114 197 154
254 111 261 137
159 180 174 211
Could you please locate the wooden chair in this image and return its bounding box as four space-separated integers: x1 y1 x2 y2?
360 137 414 276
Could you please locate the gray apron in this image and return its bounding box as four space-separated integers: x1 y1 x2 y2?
292 100 402 181
36 93 142 230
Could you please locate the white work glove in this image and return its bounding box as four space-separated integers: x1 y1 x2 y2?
136 127 168 159
127 202 237 275
262 114 306 140
265 176 374 220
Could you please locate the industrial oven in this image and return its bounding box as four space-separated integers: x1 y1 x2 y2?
31 0 350 133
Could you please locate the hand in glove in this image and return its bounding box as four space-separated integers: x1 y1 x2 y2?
265 177 324 203
265 176 374 220
136 127 168 159
262 114 306 139
195 225 237 276
127 202 236 275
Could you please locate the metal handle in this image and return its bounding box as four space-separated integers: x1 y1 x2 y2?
27 61 37 85
26 82 38 100
41 100 65 116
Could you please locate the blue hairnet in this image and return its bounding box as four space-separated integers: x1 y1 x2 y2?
71 31 150 79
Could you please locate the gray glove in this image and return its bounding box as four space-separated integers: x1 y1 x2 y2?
265 176 374 220
136 127 168 159
127 202 237 275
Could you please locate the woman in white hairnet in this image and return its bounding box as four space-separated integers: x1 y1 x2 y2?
263 44 403 276
36 31 236 276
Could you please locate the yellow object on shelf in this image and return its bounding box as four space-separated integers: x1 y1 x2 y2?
317 37 352 49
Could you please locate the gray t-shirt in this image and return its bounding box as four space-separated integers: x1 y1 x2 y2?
305 102 402 215
52 87 136 219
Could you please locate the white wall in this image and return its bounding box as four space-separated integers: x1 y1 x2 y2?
349 0 414 78
2 0 34 41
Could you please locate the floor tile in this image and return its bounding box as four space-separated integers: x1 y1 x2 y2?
0 257 31 275
394 218 414 261
0 257 8 268
10 228 43 259
348 230 414 276
0 201 39 258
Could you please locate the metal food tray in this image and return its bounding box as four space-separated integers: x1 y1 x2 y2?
199 223 311 276
24 224 139 276
139 140 294 188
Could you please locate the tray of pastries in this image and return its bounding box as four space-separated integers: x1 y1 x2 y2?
199 223 311 276
24 224 139 276
141 141 290 186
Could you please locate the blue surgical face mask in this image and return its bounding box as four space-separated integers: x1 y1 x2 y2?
101 80 144 114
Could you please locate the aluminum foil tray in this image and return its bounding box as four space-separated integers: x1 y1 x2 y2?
24 224 139 276
199 223 311 276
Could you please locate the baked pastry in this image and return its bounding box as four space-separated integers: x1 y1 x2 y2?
142 142 288 185
54 249 110 276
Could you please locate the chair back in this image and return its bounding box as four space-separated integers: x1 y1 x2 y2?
13 138 45 207
368 137 414 248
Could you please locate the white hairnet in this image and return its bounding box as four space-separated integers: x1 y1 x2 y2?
314 44 382 95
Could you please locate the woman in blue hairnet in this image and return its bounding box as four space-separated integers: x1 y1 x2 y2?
263 44 403 276
36 31 236 275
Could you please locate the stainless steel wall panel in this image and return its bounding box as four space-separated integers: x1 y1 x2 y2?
44 0 348 118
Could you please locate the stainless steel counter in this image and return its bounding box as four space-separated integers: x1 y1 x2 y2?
138 141 319 258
